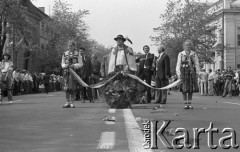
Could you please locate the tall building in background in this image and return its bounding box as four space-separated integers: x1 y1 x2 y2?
14 0 50 72
206 0 240 71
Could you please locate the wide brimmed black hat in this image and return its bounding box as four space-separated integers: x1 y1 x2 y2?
2 53 11 60
114 35 126 41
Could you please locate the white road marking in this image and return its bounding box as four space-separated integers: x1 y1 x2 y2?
224 101 240 106
97 132 115 149
123 109 153 152
13 100 22 103
105 121 115 125
109 109 116 113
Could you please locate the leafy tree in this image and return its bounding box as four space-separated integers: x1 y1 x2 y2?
45 0 109 71
151 0 216 74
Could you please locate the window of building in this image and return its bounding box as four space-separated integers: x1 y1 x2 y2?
41 22 45 32
237 28 240 46
237 64 240 69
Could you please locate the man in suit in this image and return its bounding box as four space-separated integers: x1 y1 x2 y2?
90 53 101 100
136 45 154 103
43 71 50 94
78 47 93 103
155 46 171 104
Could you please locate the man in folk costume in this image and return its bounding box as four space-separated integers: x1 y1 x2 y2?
0 53 14 104
61 40 83 108
108 35 137 74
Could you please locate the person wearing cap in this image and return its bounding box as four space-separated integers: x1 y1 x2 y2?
222 66 235 97
108 34 137 74
61 40 83 108
0 53 14 104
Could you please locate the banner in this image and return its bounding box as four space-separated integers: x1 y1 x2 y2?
69 68 182 90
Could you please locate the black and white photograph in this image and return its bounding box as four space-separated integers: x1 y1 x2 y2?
1 0 240 151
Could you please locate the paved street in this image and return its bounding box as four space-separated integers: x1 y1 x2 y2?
0 91 240 152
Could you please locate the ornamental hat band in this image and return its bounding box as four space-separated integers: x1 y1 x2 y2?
114 35 126 41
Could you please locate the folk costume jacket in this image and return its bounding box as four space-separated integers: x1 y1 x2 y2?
176 50 200 78
176 50 200 93
108 45 137 74
61 50 83 70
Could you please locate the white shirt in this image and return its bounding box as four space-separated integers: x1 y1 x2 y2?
116 47 127 66
234 72 239 82
144 53 149 69
12 71 19 80
158 52 164 60
208 72 215 81
156 52 164 70
24 74 33 82
0 60 13 72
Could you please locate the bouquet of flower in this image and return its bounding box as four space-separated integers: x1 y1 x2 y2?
100 72 146 109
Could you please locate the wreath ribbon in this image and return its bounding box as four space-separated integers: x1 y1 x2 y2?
69 68 182 90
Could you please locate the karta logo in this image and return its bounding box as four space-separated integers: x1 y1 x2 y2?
142 120 239 149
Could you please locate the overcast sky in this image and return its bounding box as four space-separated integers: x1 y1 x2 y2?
32 0 218 55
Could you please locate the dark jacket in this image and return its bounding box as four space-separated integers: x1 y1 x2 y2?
155 52 171 79
43 75 50 84
78 55 92 79
136 53 154 73
91 59 101 75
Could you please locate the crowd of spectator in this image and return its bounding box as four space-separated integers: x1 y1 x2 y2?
198 66 240 97
9 68 64 96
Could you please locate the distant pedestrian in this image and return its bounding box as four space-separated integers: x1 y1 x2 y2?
222 66 235 97
208 69 214 96
0 53 14 104
43 72 50 94
199 69 208 96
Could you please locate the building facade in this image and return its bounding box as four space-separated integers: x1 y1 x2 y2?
205 0 240 71
13 0 50 72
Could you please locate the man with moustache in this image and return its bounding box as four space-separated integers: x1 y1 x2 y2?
136 45 154 103
155 46 171 104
